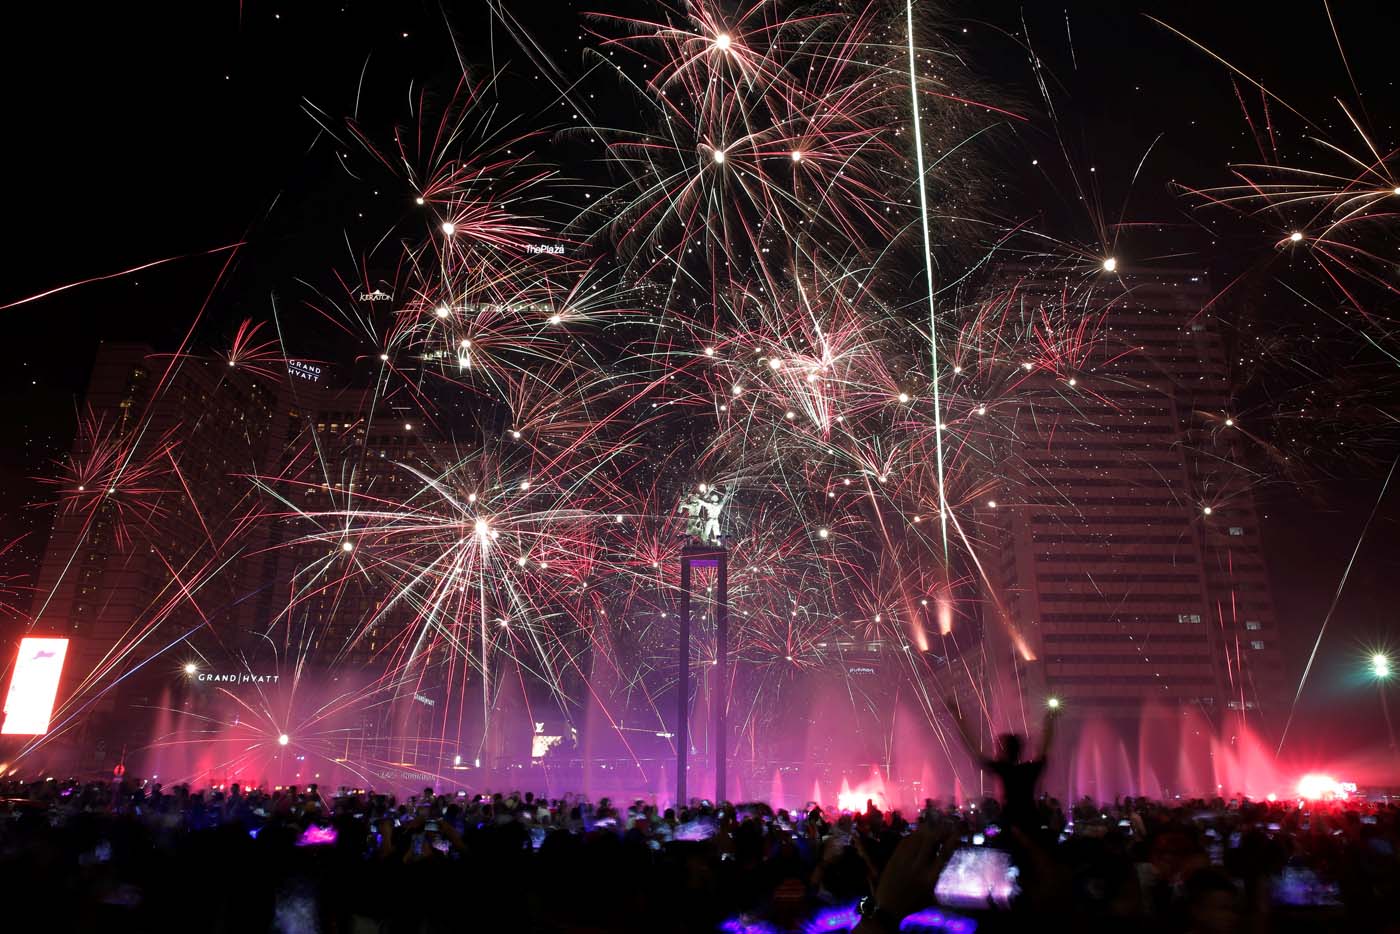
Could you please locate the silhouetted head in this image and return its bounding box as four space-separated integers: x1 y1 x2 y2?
998 733 1023 763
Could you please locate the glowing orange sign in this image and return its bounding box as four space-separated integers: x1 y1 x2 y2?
1 637 69 735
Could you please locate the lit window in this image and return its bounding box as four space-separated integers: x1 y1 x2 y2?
1245 621 1261 631
1249 640 1265 650
1177 613 1202 624
1228 527 1245 536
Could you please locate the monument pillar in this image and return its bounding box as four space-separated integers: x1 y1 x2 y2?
676 544 729 806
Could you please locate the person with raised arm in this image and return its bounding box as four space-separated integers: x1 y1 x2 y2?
945 696 1060 839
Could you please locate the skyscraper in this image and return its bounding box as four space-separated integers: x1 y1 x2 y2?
15 342 453 777
974 269 1285 755
20 343 286 772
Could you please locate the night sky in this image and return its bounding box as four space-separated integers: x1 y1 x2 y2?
2 0 1397 762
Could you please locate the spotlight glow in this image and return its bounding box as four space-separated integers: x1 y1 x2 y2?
1296 773 1345 800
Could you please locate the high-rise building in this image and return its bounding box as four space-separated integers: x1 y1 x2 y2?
19 342 287 772
974 269 1285 746
12 342 456 776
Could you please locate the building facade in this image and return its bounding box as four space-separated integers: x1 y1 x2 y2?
18 343 287 773
975 270 1285 749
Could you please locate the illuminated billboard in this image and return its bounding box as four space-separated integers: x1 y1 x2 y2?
1 637 69 735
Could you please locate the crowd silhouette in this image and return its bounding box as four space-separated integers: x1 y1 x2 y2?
1 773 1396 933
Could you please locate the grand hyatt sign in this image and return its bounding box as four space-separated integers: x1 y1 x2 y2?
195 672 281 685
287 360 323 383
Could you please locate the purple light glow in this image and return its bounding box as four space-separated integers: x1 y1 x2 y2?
296 824 338 846
720 902 976 934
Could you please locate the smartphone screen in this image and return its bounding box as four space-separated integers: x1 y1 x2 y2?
934 847 1021 909
1272 867 1341 907
296 825 337 846
675 819 716 841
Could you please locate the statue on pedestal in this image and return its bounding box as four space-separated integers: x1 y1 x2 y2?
679 488 728 546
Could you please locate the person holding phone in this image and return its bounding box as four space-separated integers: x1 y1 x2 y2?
852 823 958 933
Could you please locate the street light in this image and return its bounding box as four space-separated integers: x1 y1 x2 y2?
1372 653 1392 680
